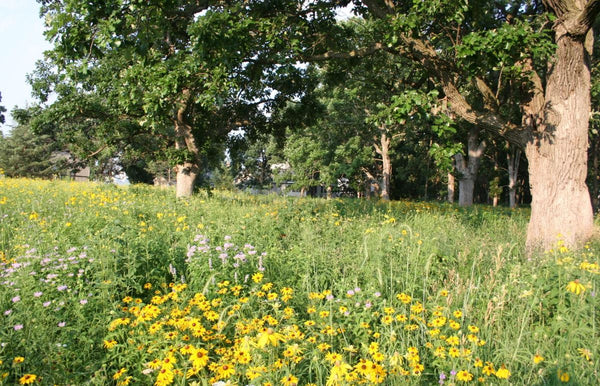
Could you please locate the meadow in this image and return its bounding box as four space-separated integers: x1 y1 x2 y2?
0 178 598 385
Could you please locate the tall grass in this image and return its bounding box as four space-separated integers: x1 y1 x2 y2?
0 178 597 385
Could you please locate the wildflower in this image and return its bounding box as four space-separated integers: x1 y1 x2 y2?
495 365 510 379
58 321 66 327
578 348 592 362
533 354 544 364
482 363 495 376
216 363 235 379
14 324 23 331
12 296 20 303
113 368 127 380
13 356 25 364
103 339 117 349
558 370 570 382
256 328 285 348
281 374 298 386
33 292 42 297
19 374 36 385
566 280 585 295
456 370 473 382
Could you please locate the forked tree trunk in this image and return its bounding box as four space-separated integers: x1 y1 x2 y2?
525 23 595 249
507 146 521 209
454 127 486 207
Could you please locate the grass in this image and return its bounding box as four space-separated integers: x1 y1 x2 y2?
0 177 598 385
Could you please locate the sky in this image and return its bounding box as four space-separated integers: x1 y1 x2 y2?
0 0 51 135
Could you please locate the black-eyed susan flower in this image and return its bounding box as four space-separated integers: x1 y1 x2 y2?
281 374 298 386
495 365 511 379
456 370 473 382
19 374 36 385
566 279 585 295
533 353 544 364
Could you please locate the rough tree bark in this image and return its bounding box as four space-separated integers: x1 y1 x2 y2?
447 172 455 203
174 90 201 198
522 0 597 248
507 146 521 209
374 131 392 201
453 127 486 206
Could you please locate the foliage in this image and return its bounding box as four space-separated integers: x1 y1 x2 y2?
0 92 6 125
0 110 70 178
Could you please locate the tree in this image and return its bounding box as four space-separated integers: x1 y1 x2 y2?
0 92 6 125
34 1 307 197
0 108 69 178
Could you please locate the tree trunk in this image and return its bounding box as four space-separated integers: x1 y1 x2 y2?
525 25 595 250
374 131 392 201
454 127 486 207
176 161 199 197
507 146 521 209
174 89 201 198
458 177 475 206
447 172 455 203
592 134 599 213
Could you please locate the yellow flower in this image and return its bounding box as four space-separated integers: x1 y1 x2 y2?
558 369 570 382
533 353 544 364
113 368 127 380
482 363 495 376
566 279 585 295
103 339 118 349
19 374 37 385
256 328 285 348
281 374 298 386
456 370 473 382
13 356 25 364
495 365 511 379
578 348 592 362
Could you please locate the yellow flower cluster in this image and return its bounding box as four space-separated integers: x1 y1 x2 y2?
103 273 509 385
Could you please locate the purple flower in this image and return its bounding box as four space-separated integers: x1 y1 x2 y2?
79 299 88 305
347 290 355 296
34 291 43 297
374 292 381 297
4 309 12 316
58 322 66 327
450 370 457 377
354 287 361 293
224 235 232 241
43 301 51 307
326 294 334 301
11 296 20 303
13 324 23 331
57 285 68 291
364 301 372 309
